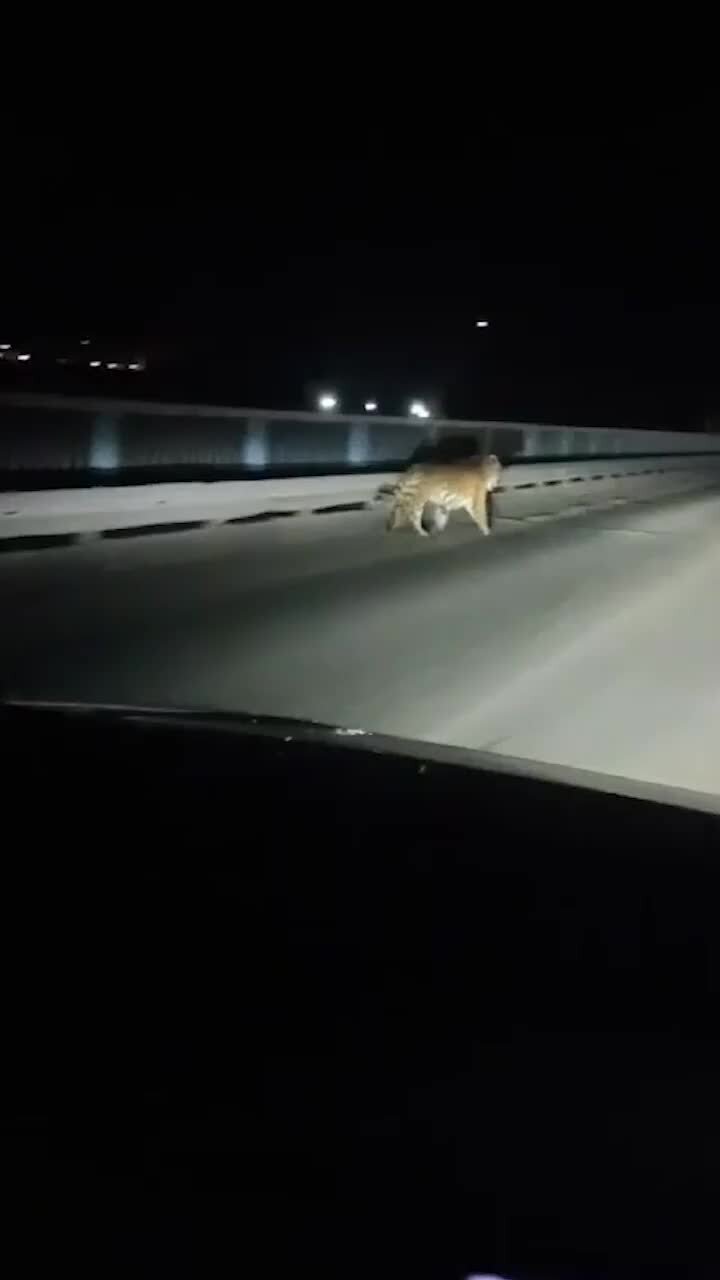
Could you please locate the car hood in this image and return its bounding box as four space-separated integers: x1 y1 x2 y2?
4 695 720 817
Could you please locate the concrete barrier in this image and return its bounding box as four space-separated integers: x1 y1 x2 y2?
2 455 720 547
0 474 392 538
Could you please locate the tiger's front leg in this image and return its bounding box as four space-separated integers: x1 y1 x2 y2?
471 493 491 535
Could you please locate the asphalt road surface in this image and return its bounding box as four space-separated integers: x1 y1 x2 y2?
3 489 720 797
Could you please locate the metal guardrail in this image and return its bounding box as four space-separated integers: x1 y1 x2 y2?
1 392 720 477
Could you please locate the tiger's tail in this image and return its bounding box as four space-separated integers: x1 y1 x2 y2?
371 480 398 505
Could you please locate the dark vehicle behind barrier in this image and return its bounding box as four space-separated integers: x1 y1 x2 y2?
3 700 719 1278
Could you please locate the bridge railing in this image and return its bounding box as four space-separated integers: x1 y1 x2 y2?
1 392 720 480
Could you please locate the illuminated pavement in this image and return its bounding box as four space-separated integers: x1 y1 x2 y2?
3 488 720 797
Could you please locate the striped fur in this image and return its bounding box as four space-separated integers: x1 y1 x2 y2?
385 454 501 536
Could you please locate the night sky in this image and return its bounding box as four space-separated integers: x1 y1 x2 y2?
3 96 718 427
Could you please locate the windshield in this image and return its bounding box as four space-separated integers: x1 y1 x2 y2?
3 424 720 802
7 94 720 1280
2 105 720 810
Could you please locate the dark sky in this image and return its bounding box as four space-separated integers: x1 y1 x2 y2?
3 94 718 426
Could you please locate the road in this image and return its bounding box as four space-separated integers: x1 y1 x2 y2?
2 488 720 797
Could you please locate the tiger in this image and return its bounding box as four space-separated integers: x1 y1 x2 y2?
383 454 502 537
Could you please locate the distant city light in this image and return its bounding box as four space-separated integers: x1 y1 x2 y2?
106 362 119 370
89 360 101 368
364 400 378 412
318 392 338 411
80 338 90 345
0 344 10 351
17 352 31 362
128 362 142 371
475 318 490 328
409 399 430 419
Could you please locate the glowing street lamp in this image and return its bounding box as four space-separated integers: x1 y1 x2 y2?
409 399 430 420
475 318 489 328
364 400 378 412
318 392 338 412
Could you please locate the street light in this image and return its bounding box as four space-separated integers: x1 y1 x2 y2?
364 400 378 412
475 318 489 328
318 392 338 411
409 399 430 420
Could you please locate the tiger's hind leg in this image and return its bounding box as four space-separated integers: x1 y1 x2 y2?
386 497 407 532
409 501 429 536
387 491 428 536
